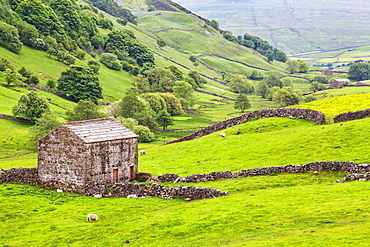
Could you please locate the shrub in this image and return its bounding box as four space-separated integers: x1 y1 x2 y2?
133 125 154 142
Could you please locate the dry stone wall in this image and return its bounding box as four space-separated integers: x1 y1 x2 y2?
334 108 370 123
335 172 370 183
111 183 229 200
0 168 38 184
152 161 370 184
166 108 326 145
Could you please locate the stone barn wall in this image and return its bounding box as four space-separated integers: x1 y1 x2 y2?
334 108 370 123
87 138 138 185
166 108 326 145
38 126 89 194
0 168 38 184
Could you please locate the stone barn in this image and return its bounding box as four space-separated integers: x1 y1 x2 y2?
330 78 351 89
37 118 138 195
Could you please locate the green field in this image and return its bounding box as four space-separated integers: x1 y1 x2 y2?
1 115 370 246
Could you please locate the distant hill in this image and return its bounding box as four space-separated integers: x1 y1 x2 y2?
173 0 370 56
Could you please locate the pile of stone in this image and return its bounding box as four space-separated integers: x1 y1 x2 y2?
0 168 38 184
111 183 229 200
334 108 370 123
335 173 370 183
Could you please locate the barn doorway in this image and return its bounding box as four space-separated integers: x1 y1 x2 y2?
113 168 118 182
129 165 134 181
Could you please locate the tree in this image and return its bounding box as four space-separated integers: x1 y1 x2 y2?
57 65 103 102
188 70 203 87
272 87 301 106
210 19 220 31
189 55 196 63
275 50 287 63
0 21 22 53
159 93 183 116
88 60 100 74
119 94 158 130
132 75 151 93
141 93 167 114
132 125 154 142
12 91 50 122
286 60 298 73
156 110 173 130
348 62 370 81
144 67 176 92
99 53 121 70
228 74 254 93
4 68 24 85
234 94 251 113
266 49 274 63
173 81 197 108
297 60 309 73
309 81 326 92
256 81 269 98
157 38 166 48
29 112 60 147
263 75 283 88
249 70 263 80
65 100 106 121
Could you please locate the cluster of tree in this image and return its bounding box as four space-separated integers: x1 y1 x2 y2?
228 74 254 93
0 59 40 85
238 33 287 63
207 19 287 63
0 0 149 69
285 60 309 73
128 66 199 109
348 62 370 81
256 75 302 106
85 0 137 24
57 65 103 102
99 30 155 72
105 92 183 142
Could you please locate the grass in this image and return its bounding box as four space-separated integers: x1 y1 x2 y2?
1 171 370 246
296 93 370 119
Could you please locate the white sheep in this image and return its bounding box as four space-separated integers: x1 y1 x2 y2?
127 194 138 198
56 189 63 193
87 214 98 222
220 132 226 137
93 194 102 198
140 150 146 155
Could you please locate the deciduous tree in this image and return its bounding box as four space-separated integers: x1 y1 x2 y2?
57 65 102 102
12 91 50 122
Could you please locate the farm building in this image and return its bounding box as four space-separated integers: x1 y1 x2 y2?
330 78 351 89
321 70 333 75
37 118 138 195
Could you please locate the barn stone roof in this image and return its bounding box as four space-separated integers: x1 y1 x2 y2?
63 118 138 143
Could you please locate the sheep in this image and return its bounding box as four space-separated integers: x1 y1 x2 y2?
140 150 146 155
220 132 226 137
127 194 138 199
87 214 98 222
93 194 102 198
56 189 63 193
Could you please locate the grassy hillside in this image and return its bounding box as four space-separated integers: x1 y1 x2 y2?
1 115 370 246
174 0 370 55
